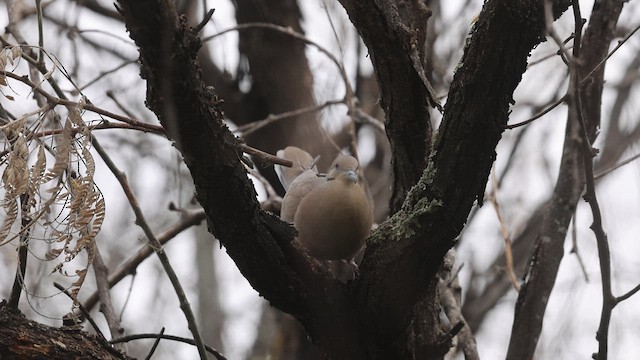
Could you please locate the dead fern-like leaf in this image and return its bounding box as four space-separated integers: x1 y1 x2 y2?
2 135 30 198
0 94 105 307
26 145 46 209
88 197 105 239
67 238 96 305
42 121 72 183
0 52 6 86
45 247 63 260
66 101 86 128
10 46 21 63
0 197 18 245
69 267 88 305
82 145 95 180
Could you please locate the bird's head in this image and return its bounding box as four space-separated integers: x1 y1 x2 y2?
327 155 360 184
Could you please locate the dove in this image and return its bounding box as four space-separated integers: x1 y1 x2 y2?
278 148 372 261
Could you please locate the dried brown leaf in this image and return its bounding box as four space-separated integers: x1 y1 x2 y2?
10 46 21 62
0 197 17 245
45 247 63 260
26 145 46 209
2 135 30 197
42 121 72 183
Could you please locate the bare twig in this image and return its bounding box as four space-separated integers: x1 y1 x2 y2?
8 194 32 309
110 333 226 360
579 22 640 87
78 59 138 91
193 8 215 34
504 95 566 129
570 211 589 282
490 170 520 292
439 251 479 360
528 45 574 68
92 243 125 349
567 2 616 359
439 280 479 360
106 90 140 120
594 152 640 180
144 328 165 360
54 282 104 338
240 144 292 167
71 0 123 20
506 1 623 357
615 283 640 304
35 0 45 67
105 90 141 119
353 108 385 133
1 71 165 134
235 99 345 137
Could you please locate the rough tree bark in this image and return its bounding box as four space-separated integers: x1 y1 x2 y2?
0 301 132 360
338 0 434 214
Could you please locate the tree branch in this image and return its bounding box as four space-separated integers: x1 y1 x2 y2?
349 0 570 357
338 0 433 214
507 1 624 359
115 1 367 358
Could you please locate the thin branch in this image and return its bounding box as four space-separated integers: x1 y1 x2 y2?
35 0 45 67
570 211 589 282
79 59 138 91
1 71 164 134
615 283 640 304
92 243 125 349
53 282 104 338
8 194 32 309
579 22 640 87
71 0 123 20
110 333 226 360
240 144 292 167
490 170 520 292
528 45 574 68
90 137 208 360
594 152 640 180
0 36 66 99
193 8 215 34
30 120 164 138
144 328 165 360
235 99 345 137
567 2 615 358
353 108 385 133
438 256 479 360
505 95 566 129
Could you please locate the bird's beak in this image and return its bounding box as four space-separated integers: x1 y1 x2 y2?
345 170 358 183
